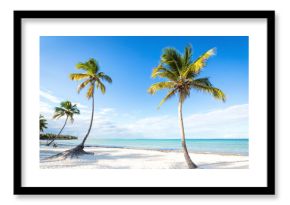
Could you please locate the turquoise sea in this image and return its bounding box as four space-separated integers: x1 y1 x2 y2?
41 138 249 156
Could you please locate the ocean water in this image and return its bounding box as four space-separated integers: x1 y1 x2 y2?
41 138 249 156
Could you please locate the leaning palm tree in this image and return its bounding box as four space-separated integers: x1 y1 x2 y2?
47 101 80 146
70 58 112 149
148 45 226 169
39 114 48 133
48 58 112 159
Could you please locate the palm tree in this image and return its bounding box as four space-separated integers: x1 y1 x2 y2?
70 58 112 149
47 101 80 146
40 115 48 133
148 45 226 169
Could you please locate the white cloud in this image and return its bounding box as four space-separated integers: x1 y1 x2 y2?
41 95 248 139
40 90 61 104
184 104 248 138
124 115 177 138
121 104 248 139
40 101 53 114
72 102 88 109
40 89 88 109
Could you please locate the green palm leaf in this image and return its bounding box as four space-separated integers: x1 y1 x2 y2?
76 62 91 71
97 72 113 84
192 77 213 87
53 101 80 120
148 81 175 95
158 89 177 108
161 48 183 75
191 80 226 102
96 78 106 94
70 58 112 97
77 79 91 93
86 84 94 99
151 64 178 81
70 73 91 80
182 44 193 67
148 45 225 107
182 48 216 78
53 112 65 119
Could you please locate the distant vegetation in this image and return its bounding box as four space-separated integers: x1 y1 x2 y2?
40 133 78 140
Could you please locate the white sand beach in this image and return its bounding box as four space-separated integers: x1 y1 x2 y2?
40 146 249 169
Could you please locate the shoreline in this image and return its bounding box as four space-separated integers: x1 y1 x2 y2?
40 143 248 156
84 145 248 156
40 146 249 169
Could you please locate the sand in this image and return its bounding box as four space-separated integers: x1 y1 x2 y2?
40 146 249 169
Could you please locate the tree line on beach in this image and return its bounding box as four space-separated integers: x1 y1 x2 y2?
40 133 77 140
40 45 226 169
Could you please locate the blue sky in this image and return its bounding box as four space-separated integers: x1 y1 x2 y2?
40 36 248 139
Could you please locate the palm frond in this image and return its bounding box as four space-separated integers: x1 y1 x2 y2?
147 81 175 95
183 48 216 78
193 77 213 87
98 72 112 83
151 64 178 81
53 100 80 124
87 58 99 74
76 62 90 71
71 104 80 114
60 101 68 108
60 101 73 109
191 80 226 102
158 89 177 108
70 73 91 81
161 48 183 75
77 79 91 93
54 106 67 113
69 114 74 123
182 44 193 67
86 84 94 99
148 45 225 109
52 112 65 119
71 58 111 100
76 58 99 74
96 79 106 94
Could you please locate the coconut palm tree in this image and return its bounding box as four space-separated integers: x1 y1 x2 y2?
70 58 112 149
47 101 80 146
148 45 226 169
40 115 48 133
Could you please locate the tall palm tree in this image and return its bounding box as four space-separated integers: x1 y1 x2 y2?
40 115 48 133
148 45 226 169
47 101 80 146
70 58 112 149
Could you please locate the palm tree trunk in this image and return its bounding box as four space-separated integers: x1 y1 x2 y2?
47 115 69 146
79 87 95 148
178 99 198 169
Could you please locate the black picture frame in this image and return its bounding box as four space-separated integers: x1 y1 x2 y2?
14 10 275 195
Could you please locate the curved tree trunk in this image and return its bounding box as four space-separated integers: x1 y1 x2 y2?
46 88 95 160
47 115 69 146
178 99 198 169
79 86 95 148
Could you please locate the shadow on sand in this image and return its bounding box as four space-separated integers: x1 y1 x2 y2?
198 160 249 169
